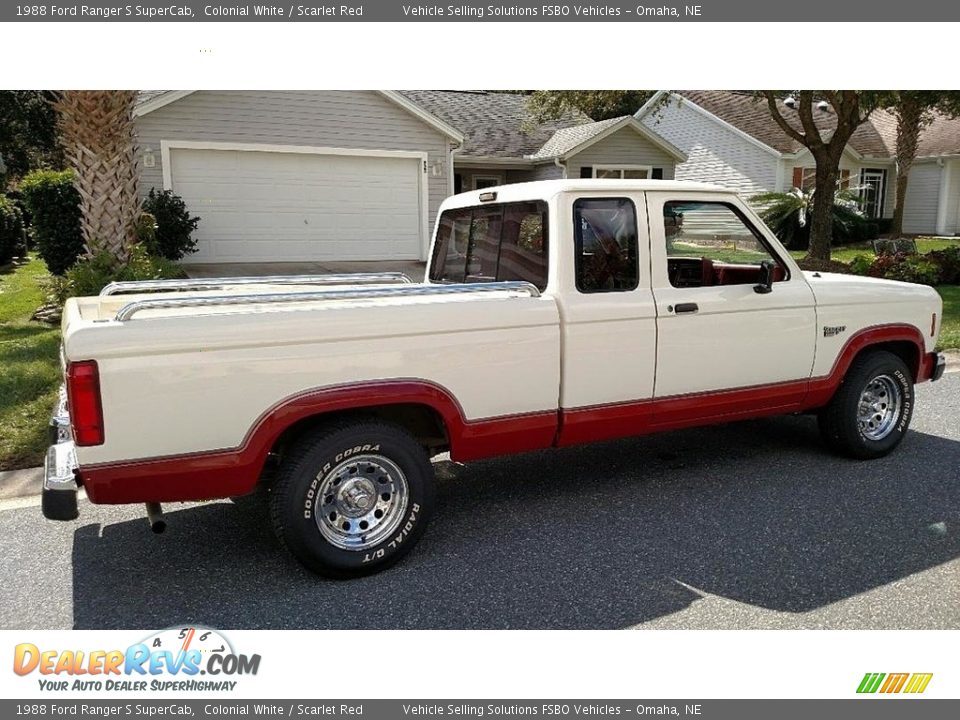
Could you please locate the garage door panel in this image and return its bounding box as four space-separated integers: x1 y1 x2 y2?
169 147 423 263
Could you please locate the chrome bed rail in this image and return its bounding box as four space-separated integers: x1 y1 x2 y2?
100 272 413 296
113 281 542 322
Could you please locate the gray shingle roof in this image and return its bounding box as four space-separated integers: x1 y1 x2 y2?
398 91 590 159
527 116 630 160
917 111 960 157
675 91 898 158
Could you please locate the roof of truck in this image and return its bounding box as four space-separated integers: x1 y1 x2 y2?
441 179 732 208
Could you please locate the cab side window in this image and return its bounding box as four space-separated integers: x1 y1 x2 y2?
574 197 639 293
663 201 786 289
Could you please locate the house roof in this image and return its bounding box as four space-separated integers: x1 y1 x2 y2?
398 90 589 159
650 91 900 159
527 116 627 159
917 111 960 157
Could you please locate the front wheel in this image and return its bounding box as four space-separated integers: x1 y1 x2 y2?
270 420 435 578
817 350 915 460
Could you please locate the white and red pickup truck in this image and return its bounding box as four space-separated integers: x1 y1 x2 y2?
44 179 945 577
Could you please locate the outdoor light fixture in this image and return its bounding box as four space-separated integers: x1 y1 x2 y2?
783 95 797 108
817 100 830 112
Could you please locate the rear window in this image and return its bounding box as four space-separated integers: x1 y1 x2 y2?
429 201 549 291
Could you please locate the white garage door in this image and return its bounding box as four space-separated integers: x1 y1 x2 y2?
167 145 425 263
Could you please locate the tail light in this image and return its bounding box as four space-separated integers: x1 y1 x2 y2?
66 360 104 446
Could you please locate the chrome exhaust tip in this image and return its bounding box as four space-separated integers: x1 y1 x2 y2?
145 502 166 534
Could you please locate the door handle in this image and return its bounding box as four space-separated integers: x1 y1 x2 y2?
674 302 699 314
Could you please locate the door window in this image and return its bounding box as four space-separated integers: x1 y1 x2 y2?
573 197 639 293
662 201 785 289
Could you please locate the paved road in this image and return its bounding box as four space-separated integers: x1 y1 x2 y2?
2 372 958 630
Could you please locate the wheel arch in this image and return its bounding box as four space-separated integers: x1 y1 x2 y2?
838 326 926 383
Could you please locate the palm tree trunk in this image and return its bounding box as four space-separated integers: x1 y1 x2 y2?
54 91 140 265
892 97 924 238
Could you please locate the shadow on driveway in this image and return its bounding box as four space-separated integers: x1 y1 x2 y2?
71 415 960 629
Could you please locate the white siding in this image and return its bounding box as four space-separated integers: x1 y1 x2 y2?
136 91 452 232
944 159 960 236
565 126 676 180
902 161 942 234
641 96 775 194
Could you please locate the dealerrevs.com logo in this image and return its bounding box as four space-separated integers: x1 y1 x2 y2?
13 626 261 692
857 672 933 694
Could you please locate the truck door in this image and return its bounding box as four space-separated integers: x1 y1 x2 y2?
646 192 817 413
554 192 659 445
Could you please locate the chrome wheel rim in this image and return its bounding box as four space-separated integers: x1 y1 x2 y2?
857 374 902 441
314 454 409 551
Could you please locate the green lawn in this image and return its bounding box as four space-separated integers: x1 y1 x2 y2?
788 237 960 264
0 256 61 471
938 286 960 351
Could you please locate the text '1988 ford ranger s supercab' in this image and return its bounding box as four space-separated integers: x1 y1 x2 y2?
43 180 946 577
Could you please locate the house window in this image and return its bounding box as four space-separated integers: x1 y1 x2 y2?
859 168 888 219
593 166 651 180
792 167 851 191
473 175 501 190
430 201 549 291
573 197 639 293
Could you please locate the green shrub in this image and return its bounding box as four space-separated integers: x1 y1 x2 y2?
848 254 874 276
866 252 941 286
926 247 960 285
20 169 84 275
142 188 200 261
0 194 26 265
61 244 186 301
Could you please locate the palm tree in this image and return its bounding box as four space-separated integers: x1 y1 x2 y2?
54 91 140 264
751 186 867 250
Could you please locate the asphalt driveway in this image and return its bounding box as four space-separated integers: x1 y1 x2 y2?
1 372 958 630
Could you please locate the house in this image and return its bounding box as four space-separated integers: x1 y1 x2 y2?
636 91 960 236
134 90 684 264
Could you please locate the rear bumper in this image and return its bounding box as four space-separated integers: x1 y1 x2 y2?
41 386 79 521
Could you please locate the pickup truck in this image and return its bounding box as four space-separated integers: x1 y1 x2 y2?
43 179 946 577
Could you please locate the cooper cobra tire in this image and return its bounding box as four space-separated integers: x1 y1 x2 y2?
817 350 914 460
270 420 435 578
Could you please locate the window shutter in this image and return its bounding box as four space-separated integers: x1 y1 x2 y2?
652 168 664 180
791 167 804 189
454 174 463 194
579 166 593 178
840 169 851 190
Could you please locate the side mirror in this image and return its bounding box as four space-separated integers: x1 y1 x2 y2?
754 260 775 294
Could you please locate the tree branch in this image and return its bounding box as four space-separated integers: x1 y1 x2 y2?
762 91 807 145
796 91 822 149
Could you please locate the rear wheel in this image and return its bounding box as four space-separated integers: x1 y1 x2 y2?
817 350 914 459
269 420 435 578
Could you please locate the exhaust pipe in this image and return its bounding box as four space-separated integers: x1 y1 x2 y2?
145 502 166 534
